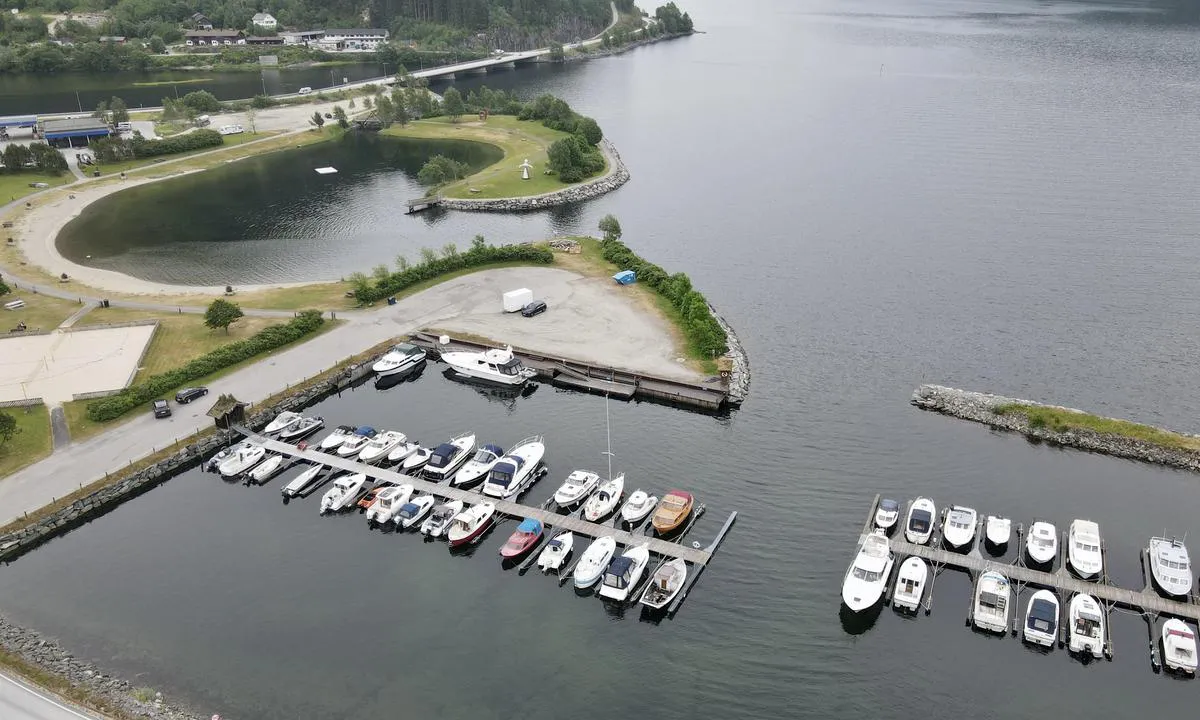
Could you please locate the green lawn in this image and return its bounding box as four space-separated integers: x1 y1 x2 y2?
0 404 51 479
383 116 606 199
994 404 1200 451
0 293 84 332
0 172 74 204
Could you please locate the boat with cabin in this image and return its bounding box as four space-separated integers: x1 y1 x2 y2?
640 558 688 610
336 427 377 457
537 532 574 572
573 536 617 589
583 474 625 522
452 443 505 488
263 411 302 435
421 499 464 538
364 484 414 525
904 497 936 545
552 470 600 508
318 424 356 451
218 442 265 478
396 494 436 529
482 436 545 499
1026 521 1058 565
358 430 406 464
372 342 427 376
1148 536 1192 598
942 505 978 549
440 345 537 386
424 433 476 480
620 490 658 525
1068 593 1105 659
652 490 695 536
1068 519 1104 579
875 499 900 531
972 571 1011 633
499 518 544 560
599 544 650 601
1023 589 1059 647
891 556 928 613
985 516 1012 547
319 473 367 514
447 502 497 548
841 529 894 612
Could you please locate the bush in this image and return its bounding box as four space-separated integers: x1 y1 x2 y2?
85 310 325 422
180 90 222 113
0 281 9 296
128 129 224 159
417 154 469 186
355 243 553 304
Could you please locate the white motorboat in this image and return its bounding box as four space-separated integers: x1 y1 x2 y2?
1162 619 1197 675
204 448 230 472
537 532 574 572
364 484 414 525
452 443 505 488
372 342 427 376
446 502 497 548
336 427 377 457
395 494 436 529
841 529 894 612
421 499 464 538
972 570 1011 633
1067 593 1105 659
599 544 650 601
620 489 658 525
552 470 600 508
247 454 283 483
482 436 545 499
218 442 264 478
985 516 1012 546
402 446 431 473
640 558 688 610
278 415 324 441
319 473 367 514
386 440 421 465
424 433 476 481
943 506 978 549
1026 521 1058 565
904 497 936 545
875 498 900 531
281 464 324 497
573 536 617 589
440 345 536 386
1148 536 1192 598
317 424 356 450
1068 519 1103 579
358 430 407 464
891 556 928 613
1023 589 1059 648
263 411 302 435
583 474 625 522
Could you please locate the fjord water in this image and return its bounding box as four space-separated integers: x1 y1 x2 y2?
6 0 1200 717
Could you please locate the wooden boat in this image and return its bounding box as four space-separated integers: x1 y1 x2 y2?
651 490 694 535
356 485 389 510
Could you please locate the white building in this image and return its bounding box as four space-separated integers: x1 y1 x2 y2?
251 12 277 30
319 28 389 51
280 29 324 45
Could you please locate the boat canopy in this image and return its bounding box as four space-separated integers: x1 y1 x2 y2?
606 556 635 584
909 510 932 531
394 343 423 356
430 443 457 465
517 518 543 534
1028 599 1058 622
489 460 520 487
399 502 419 517
355 426 376 435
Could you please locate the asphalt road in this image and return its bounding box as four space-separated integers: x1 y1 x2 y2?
0 671 105 720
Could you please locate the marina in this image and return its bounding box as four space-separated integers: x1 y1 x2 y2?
850 495 1200 671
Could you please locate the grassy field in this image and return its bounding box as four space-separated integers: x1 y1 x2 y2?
0 293 84 332
0 404 51 478
383 116 606 200
0 172 74 204
993 404 1200 451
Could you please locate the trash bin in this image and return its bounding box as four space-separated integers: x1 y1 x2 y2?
92 170 101 177
387 296 397 306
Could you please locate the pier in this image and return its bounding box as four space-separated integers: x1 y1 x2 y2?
854 495 1200 666
409 333 734 411
405 195 443 214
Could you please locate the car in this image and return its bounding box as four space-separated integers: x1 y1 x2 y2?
152 399 171 418
521 300 547 317
175 387 209 404
298 86 313 95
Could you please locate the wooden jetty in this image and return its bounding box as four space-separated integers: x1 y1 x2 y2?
405 195 442 214
245 428 731 568
409 333 731 411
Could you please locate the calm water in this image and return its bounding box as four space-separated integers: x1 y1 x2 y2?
7 0 1200 717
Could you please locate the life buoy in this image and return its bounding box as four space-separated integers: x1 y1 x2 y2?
297 441 308 451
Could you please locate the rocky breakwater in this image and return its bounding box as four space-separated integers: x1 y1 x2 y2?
911 384 1200 472
440 139 630 212
711 307 750 404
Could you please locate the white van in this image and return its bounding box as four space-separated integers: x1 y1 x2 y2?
218 124 244 135
195 114 211 126
298 86 312 95
116 121 132 132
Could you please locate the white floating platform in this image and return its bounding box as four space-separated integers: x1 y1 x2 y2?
314 167 338 175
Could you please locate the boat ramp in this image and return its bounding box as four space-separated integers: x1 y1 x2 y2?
238 428 737 615
854 494 1200 670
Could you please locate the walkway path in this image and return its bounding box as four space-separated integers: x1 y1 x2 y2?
0 671 105 720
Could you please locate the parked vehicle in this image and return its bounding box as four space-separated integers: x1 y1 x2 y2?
152 399 171 418
521 300 547 317
174 386 209 404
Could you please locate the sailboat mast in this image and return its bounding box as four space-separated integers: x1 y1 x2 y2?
603 392 614 481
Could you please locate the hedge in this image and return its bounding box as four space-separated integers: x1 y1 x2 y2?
86 309 325 422
355 244 554 304
132 129 224 159
598 239 729 358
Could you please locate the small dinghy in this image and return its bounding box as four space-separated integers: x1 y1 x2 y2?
279 415 324 441
891 556 928 613
1026 521 1058 565
421 499 464 538
537 532 574 572
942 505 977 549
1162 619 1197 675
402 446 432 473
552 470 600 508
317 424 355 451
387 440 422 465
583 475 625 522
620 490 658 525
972 570 1011 634
640 558 688 610
985 516 1012 547
573 536 617 589
281 464 324 497
1023 589 1059 648
247 454 284 483
1148 536 1192 598
263 411 302 435
904 497 936 545
875 499 900 531
396 494 436 529
1067 593 1105 659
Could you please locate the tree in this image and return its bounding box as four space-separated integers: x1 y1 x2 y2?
0 281 10 296
245 106 257 134
204 299 244 334
148 36 166 54
393 100 410 127
374 94 395 126
332 105 349 130
576 116 602 145
310 111 325 129
0 411 17 449
417 155 469 186
394 254 409 271
372 264 390 282
180 90 221 113
442 87 465 122
108 96 129 124
599 214 623 242
549 42 565 62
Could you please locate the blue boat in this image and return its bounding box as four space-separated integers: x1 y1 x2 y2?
613 270 636 285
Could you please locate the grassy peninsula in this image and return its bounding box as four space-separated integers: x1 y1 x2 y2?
993 403 1200 452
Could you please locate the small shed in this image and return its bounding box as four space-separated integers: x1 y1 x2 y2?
613 270 636 285
207 394 247 429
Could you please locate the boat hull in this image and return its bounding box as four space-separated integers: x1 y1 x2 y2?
448 515 494 548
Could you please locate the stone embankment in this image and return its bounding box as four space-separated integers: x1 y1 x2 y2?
440 139 630 212
911 384 1200 472
711 308 750 404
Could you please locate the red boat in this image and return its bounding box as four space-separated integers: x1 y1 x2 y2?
447 502 497 548
499 518 544 559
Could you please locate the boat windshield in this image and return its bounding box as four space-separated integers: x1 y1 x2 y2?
1034 537 1054 548
490 467 515 487
472 448 496 462
879 499 899 512
852 566 881 582
399 504 417 519
1074 541 1099 553
498 358 523 375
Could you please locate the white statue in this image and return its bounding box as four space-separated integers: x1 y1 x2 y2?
519 158 533 180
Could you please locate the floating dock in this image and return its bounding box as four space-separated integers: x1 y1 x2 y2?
853 495 1200 666
405 195 442 214
409 333 733 411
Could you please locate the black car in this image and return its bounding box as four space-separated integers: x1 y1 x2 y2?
152 399 171 418
175 386 209 404
521 300 547 317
